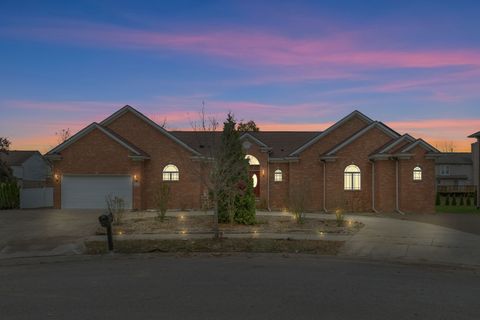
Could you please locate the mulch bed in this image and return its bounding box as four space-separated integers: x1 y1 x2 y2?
95 215 364 236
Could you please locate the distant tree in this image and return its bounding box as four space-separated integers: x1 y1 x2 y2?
0 137 13 182
55 128 71 144
237 120 260 132
436 141 456 152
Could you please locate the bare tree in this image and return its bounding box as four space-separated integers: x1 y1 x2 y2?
55 128 71 144
436 141 456 152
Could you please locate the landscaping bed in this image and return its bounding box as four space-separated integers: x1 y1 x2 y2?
95 214 364 236
85 238 344 255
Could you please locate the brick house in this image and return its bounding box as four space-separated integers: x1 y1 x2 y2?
45 105 440 213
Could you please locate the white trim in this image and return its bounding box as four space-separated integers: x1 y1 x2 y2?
400 139 439 153
325 122 399 156
289 110 374 156
377 134 415 154
100 105 201 156
239 133 269 148
46 123 147 157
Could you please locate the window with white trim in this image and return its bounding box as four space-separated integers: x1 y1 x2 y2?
413 166 422 181
274 169 283 182
163 164 179 181
344 165 361 190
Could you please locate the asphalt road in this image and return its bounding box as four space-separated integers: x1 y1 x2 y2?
1 254 479 320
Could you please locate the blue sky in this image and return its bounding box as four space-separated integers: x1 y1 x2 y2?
1 0 479 151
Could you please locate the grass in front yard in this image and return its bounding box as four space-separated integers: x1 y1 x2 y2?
85 238 344 255
436 205 480 214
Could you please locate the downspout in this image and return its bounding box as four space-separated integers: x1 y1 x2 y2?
370 160 379 213
267 154 271 212
323 160 327 212
395 158 405 215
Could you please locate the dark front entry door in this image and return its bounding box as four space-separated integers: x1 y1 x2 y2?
249 167 260 197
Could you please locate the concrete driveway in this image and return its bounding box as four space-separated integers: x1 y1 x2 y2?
340 214 480 267
0 209 101 259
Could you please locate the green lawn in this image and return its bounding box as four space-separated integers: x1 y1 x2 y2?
436 205 480 214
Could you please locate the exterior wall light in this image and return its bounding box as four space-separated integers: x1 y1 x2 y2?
54 174 60 183
133 174 139 183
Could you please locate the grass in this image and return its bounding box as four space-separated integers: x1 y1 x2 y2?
436 205 480 214
85 238 344 255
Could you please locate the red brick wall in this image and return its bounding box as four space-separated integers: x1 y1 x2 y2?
105 111 202 210
375 160 396 213
399 146 436 213
325 127 393 212
291 116 371 211
52 128 138 209
269 162 289 210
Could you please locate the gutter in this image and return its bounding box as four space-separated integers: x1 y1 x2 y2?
395 158 405 215
370 160 379 213
322 160 327 212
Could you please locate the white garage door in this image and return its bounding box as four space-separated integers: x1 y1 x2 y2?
61 175 133 209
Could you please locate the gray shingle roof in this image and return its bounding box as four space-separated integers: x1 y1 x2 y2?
435 152 472 165
0 150 38 166
170 131 320 158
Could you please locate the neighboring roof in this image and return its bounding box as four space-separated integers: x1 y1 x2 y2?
324 121 400 156
100 105 201 156
0 150 39 166
468 131 480 138
45 123 150 158
170 131 319 158
435 152 472 165
289 110 374 156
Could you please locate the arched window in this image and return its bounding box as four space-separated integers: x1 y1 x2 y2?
344 165 361 190
163 164 179 181
274 169 283 182
413 166 422 181
245 154 260 165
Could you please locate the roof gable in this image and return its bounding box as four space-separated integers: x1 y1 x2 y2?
101 105 201 156
400 139 440 154
289 110 374 156
324 121 400 156
45 122 149 158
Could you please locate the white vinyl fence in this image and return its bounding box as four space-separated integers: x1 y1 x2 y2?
20 187 53 209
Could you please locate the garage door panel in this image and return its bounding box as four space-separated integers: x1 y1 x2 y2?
62 175 132 209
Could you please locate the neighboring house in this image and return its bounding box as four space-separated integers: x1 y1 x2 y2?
435 152 474 191
468 131 480 207
0 151 53 208
45 105 440 213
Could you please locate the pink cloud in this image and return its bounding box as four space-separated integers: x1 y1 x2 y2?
3 20 480 72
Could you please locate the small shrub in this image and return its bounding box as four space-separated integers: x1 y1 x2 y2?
154 183 170 222
105 195 125 225
0 182 20 209
452 196 457 206
289 187 306 224
467 197 472 206
460 196 465 206
435 193 441 206
335 209 345 227
445 196 450 206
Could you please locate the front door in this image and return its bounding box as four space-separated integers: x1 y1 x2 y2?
250 167 260 198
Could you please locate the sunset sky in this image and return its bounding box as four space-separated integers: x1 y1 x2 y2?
1 0 479 153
